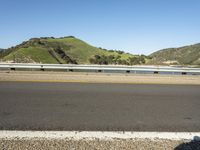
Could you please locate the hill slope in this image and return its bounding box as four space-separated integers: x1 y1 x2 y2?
0 37 146 65
148 43 200 65
3 37 199 66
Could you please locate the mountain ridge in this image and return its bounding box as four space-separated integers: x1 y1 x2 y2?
0 36 148 65
148 43 200 65
1 37 200 66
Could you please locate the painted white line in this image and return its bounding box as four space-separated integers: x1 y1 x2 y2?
0 131 199 140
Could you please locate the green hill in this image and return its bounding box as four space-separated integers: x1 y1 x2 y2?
148 43 200 65
0 36 148 65
1 37 200 66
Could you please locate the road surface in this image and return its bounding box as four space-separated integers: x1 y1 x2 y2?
0 81 199 131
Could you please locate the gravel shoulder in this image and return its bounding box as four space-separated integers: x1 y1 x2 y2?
1 138 200 150
0 71 200 85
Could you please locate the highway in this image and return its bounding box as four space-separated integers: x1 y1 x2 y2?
0 81 200 132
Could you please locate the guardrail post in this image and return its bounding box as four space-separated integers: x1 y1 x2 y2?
97 70 102 73
182 72 187 75
154 71 159 74
40 65 44 71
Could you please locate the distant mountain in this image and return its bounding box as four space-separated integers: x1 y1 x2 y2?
0 36 149 65
1 36 199 66
148 43 200 65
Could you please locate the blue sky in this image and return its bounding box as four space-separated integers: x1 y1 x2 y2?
0 0 200 54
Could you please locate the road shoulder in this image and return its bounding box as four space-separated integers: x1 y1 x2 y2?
1 131 200 150
0 71 200 85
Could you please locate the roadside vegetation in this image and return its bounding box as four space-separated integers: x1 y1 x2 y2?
89 54 149 65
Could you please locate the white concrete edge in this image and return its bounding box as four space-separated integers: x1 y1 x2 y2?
0 131 200 141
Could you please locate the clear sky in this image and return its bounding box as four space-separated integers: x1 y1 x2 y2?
0 0 200 54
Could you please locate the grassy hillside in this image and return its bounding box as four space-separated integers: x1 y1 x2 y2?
148 43 200 65
0 36 147 65
1 37 200 66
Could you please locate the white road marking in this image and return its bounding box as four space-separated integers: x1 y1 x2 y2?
0 131 200 140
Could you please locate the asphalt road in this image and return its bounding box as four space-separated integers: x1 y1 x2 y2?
0 81 200 132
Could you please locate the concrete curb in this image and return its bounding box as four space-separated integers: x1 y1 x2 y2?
0 131 200 140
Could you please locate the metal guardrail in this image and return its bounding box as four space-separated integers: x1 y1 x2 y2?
0 63 200 75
